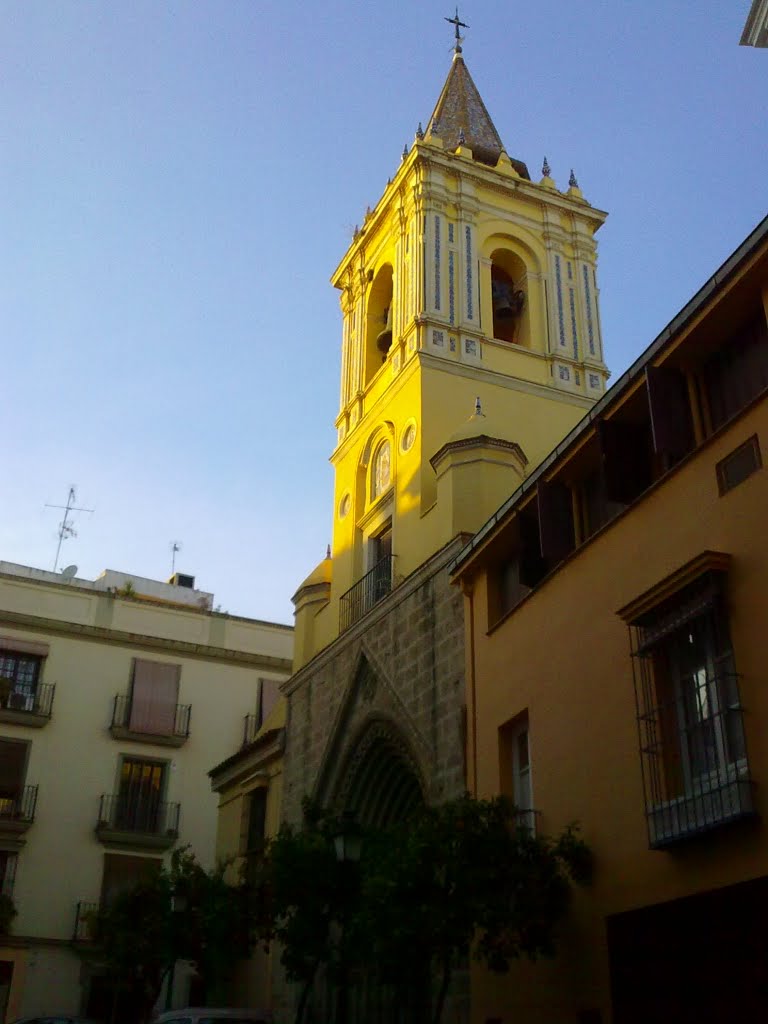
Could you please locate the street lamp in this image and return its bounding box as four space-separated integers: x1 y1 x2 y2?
332 813 362 1024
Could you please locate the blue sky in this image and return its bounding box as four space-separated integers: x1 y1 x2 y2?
1 2 765 624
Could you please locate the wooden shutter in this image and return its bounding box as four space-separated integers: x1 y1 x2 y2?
645 364 694 459
598 418 652 505
129 660 180 736
537 481 575 563
258 678 280 728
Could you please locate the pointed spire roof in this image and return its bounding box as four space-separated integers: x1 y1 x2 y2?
427 54 530 178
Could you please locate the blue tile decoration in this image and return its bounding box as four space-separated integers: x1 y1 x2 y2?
433 330 445 347
465 226 474 320
450 336 456 351
567 261 573 280
589 372 600 389
555 256 565 347
558 365 570 381
582 265 595 356
448 223 455 244
434 216 441 311
449 251 456 325
569 287 578 358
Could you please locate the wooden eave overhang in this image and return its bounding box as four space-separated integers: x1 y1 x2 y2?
616 551 732 625
208 727 285 790
449 212 768 582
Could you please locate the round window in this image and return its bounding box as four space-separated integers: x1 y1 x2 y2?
401 421 417 453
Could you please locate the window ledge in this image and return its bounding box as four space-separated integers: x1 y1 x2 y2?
109 725 187 748
94 825 179 851
0 708 50 729
648 775 754 849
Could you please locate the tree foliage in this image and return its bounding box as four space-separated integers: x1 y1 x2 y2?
253 795 592 1024
94 847 252 1021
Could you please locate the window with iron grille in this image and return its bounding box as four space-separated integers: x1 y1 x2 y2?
626 564 753 848
0 650 41 710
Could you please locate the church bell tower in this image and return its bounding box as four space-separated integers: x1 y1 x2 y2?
292 23 609 669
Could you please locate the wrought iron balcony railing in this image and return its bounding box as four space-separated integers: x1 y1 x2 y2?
96 794 180 837
0 785 38 825
339 554 394 632
110 695 191 742
73 900 99 941
0 683 55 719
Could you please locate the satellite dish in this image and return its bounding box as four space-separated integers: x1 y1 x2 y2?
61 565 78 580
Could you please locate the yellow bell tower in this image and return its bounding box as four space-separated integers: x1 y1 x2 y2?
292 32 609 668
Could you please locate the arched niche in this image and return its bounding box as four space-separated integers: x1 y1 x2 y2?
489 247 529 345
364 264 394 385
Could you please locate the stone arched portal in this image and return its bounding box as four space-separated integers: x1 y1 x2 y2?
335 718 426 828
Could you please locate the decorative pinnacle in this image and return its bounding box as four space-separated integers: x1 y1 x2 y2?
569 168 579 188
416 122 424 140
445 6 468 54
474 396 482 415
458 127 466 145
326 544 331 559
542 156 551 178
402 142 409 161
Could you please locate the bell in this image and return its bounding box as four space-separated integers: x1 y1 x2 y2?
492 278 525 320
376 304 393 357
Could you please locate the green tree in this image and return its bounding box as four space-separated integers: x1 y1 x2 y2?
94 847 252 1021
254 795 592 1024
252 802 349 1024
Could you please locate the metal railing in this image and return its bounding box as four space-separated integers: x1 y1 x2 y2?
111 695 191 739
339 554 394 632
97 794 180 836
1 682 55 718
73 900 99 941
0 785 38 824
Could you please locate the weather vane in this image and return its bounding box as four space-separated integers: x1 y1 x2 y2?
445 6 468 54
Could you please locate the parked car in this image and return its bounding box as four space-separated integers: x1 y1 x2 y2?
154 1010 271 1024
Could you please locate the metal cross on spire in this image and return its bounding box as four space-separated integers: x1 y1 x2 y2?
445 6 468 54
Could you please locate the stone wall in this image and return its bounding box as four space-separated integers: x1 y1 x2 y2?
282 536 469 825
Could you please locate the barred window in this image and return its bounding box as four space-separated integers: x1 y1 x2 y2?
625 564 753 848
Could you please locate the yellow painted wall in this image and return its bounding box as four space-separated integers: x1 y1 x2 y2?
294 133 608 669
462 396 768 1024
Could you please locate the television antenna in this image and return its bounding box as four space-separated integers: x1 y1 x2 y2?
44 486 94 572
170 541 182 576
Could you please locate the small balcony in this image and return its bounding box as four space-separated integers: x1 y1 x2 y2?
0 683 55 728
95 794 180 851
73 900 99 942
109 695 191 747
339 554 394 632
0 785 38 843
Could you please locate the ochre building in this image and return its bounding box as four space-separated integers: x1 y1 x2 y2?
451 215 768 1023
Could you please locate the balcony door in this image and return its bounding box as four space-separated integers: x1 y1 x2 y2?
0 741 28 817
117 758 164 832
369 522 393 601
129 660 180 736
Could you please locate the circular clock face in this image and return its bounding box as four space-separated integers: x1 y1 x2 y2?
401 422 417 453
339 493 352 519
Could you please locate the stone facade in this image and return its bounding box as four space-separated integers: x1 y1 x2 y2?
282 536 468 827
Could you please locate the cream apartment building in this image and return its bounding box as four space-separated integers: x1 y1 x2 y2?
0 562 292 1019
